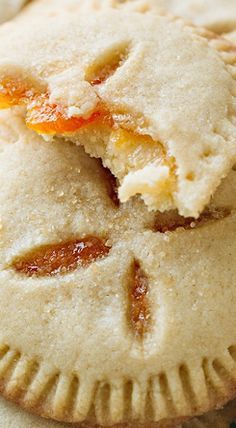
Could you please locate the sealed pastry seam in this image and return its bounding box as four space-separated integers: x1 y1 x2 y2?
1 342 236 425
0 5 236 217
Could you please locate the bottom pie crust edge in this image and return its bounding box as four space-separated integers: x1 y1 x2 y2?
0 341 235 426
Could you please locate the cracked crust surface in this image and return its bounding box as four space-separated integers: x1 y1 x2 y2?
0 109 236 425
0 3 236 217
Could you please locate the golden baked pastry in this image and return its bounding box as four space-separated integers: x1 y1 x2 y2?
105 0 236 34
0 108 235 426
0 3 236 217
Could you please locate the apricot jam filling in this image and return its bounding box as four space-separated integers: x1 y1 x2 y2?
0 77 31 108
13 237 111 277
26 95 107 135
129 261 150 337
0 78 111 135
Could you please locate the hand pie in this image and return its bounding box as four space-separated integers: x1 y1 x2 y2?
107 0 236 34
0 5 236 217
0 108 236 426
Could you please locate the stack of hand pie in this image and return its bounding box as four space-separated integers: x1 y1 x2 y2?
0 1 236 427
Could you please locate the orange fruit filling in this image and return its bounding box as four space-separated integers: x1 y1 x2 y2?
26 95 107 135
13 237 111 277
0 78 111 135
0 77 31 108
130 261 150 337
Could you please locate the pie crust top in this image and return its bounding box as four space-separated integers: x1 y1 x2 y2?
0 3 236 217
0 108 236 426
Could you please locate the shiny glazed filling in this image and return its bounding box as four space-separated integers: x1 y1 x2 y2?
130 261 150 337
0 78 110 134
13 237 111 277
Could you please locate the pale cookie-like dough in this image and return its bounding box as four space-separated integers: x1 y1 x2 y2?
0 109 236 426
0 0 28 24
0 3 236 217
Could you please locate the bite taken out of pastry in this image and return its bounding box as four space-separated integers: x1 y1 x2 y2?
0 2 236 218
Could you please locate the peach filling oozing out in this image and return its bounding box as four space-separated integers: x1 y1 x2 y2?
0 78 31 108
26 96 108 135
0 78 174 183
13 237 111 277
0 79 110 134
0 78 159 151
